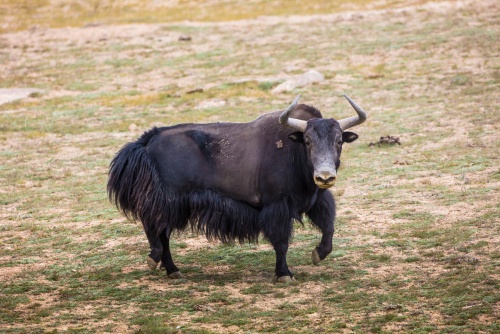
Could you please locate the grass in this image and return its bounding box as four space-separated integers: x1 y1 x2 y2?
1 0 446 34
1 0 499 333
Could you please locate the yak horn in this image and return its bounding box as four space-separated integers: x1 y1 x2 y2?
338 95 367 131
279 94 307 132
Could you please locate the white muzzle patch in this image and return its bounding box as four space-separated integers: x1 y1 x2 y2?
314 167 337 188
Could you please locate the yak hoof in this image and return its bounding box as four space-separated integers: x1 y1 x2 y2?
168 271 184 279
146 256 159 270
312 248 321 265
275 276 295 283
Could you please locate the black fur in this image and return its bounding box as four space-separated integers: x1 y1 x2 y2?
107 130 304 245
107 127 165 229
184 130 221 161
107 104 358 279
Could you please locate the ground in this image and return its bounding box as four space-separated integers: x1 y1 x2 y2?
0 0 499 333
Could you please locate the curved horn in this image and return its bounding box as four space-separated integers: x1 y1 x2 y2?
338 95 367 131
279 94 307 132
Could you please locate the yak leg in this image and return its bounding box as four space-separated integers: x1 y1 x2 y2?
263 218 294 283
158 232 184 279
307 191 336 265
271 239 295 283
145 229 163 270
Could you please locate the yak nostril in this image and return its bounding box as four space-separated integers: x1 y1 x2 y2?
315 175 336 184
325 176 336 183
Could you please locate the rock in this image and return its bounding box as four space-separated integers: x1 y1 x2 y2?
365 73 384 79
0 88 43 105
369 135 401 147
195 99 226 110
302 69 325 82
271 80 298 94
186 88 203 94
168 271 185 279
392 157 409 165
271 70 325 93
275 276 296 283
194 304 216 312
84 22 102 28
128 123 138 132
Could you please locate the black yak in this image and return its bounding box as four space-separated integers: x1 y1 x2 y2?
107 94 367 282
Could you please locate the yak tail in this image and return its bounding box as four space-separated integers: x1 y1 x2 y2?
107 128 165 234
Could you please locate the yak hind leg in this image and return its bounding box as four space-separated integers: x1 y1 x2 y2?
158 232 184 279
145 229 163 270
307 191 336 265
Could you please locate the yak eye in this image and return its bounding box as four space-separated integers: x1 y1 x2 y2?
305 141 311 146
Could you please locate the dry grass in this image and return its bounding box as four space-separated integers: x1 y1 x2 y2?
1 0 442 33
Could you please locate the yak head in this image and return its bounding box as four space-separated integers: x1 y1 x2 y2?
280 94 367 189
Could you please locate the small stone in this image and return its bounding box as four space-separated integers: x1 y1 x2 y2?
195 99 226 110
302 69 325 82
168 271 184 279
0 88 44 105
84 22 102 28
194 304 216 312
366 73 384 79
392 157 409 165
272 70 325 93
186 88 203 94
370 135 401 147
128 123 137 132
275 276 295 283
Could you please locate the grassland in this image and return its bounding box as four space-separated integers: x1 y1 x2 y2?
1 0 446 34
0 0 499 333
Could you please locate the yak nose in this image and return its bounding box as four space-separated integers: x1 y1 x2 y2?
314 170 337 187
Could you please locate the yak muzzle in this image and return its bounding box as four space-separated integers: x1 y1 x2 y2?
314 170 337 188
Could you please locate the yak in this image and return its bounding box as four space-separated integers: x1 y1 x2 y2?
107 94 367 282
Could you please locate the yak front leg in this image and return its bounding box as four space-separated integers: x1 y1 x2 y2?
307 191 336 265
271 239 295 283
262 215 295 283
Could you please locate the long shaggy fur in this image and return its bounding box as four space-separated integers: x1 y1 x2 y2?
107 128 303 244
107 128 165 230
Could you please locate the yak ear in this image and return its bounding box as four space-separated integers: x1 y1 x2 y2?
288 132 304 142
342 131 358 143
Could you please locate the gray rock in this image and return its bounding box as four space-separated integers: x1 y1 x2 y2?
0 88 44 105
195 99 226 110
272 70 325 93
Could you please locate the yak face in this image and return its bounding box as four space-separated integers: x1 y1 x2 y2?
280 94 366 189
305 119 358 188
290 119 358 189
